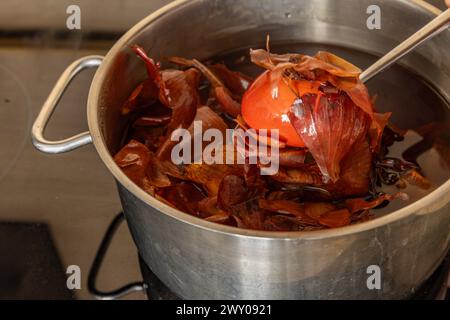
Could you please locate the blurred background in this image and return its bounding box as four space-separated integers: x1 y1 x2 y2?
0 0 446 34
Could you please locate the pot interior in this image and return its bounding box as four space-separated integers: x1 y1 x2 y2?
94 0 450 219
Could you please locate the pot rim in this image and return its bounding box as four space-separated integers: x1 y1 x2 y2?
87 0 449 240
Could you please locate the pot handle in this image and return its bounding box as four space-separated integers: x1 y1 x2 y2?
88 213 147 300
31 55 104 154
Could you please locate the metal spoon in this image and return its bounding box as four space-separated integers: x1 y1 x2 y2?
360 8 450 83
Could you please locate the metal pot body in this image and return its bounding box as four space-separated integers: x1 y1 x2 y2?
118 184 450 299
33 0 450 299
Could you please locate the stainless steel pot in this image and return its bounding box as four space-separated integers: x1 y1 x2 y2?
32 0 450 299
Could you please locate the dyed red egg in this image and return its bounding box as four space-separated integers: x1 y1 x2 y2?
241 70 322 147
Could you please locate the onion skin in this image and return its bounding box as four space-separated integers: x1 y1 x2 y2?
244 49 389 183
112 46 410 231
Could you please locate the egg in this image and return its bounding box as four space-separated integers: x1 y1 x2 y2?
241 70 323 147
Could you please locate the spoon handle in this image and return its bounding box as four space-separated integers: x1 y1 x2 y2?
360 8 450 83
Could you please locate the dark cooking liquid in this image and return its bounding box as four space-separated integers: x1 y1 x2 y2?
215 43 450 217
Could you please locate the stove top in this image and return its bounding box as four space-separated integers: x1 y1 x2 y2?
0 5 157 299
0 46 147 299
